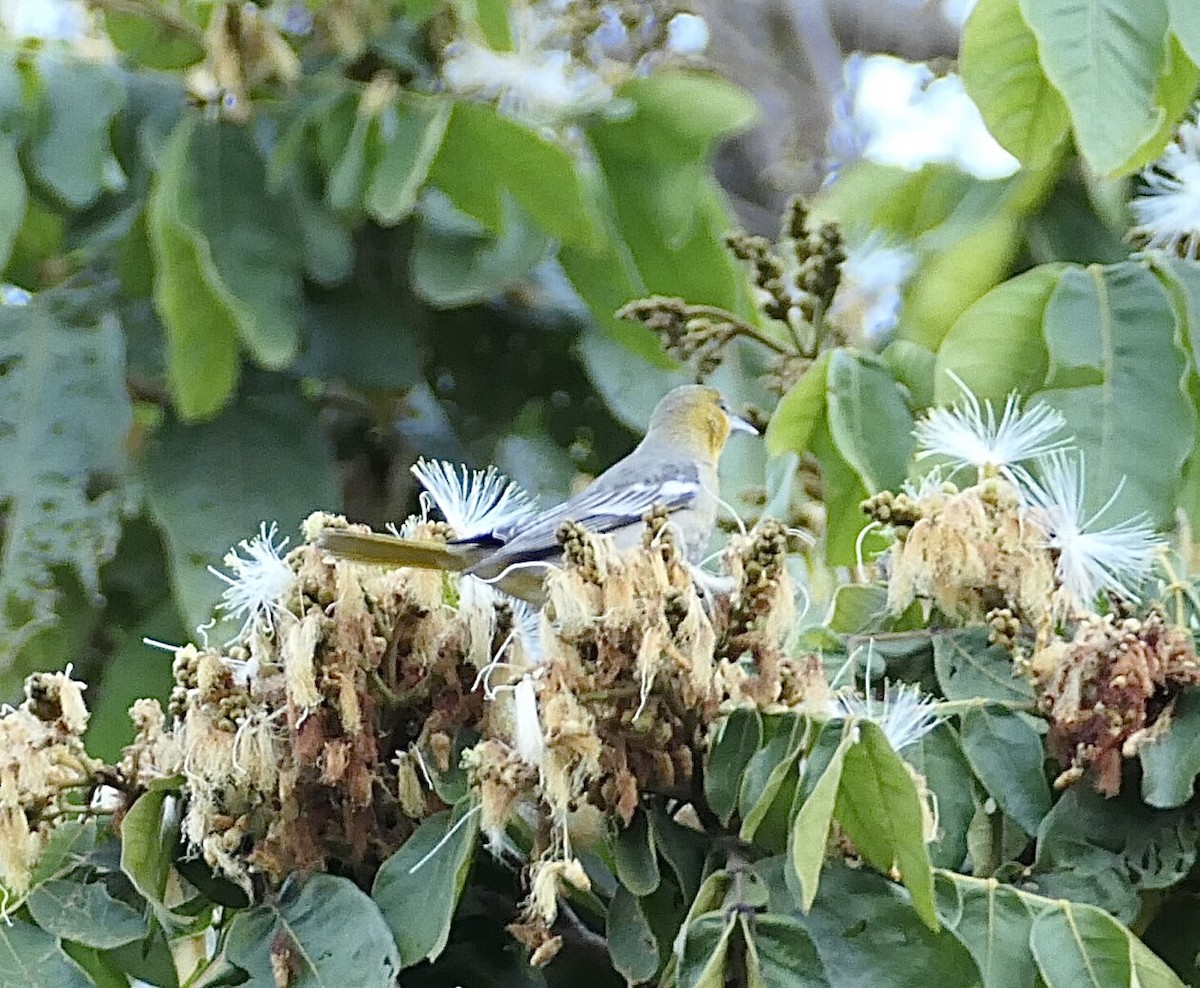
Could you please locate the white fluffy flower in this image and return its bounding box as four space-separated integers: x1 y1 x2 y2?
1020 452 1165 611
827 236 916 344
512 676 545 767
828 55 1018 180
208 523 294 638
828 681 943 752
1130 106 1200 258
914 373 1072 482
411 458 538 540
441 40 612 121
665 12 709 56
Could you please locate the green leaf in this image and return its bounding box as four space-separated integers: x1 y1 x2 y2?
28 820 99 889
810 418 871 567
765 351 832 457
907 727 977 871
142 387 339 633
372 803 479 967
1018 0 1168 176
1117 33 1200 175
934 873 1040 988
597 71 757 161
962 0 1070 166
932 628 1036 703
149 116 304 417
826 584 890 635
103 11 204 69
678 912 736 988
758 858 981 988
30 53 125 209
935 265 1064 403
1030 901 1183 987
1152 254 1200 369
960 707 1051 835
1139 687 1200 808
120 787 178 909
0 305 129 668
0 134 27 270
1170 0 1200 65
607 885 660 984
826 351 915 493
430 101 599 246
706 707 764 827
0 917 91 988
1035 262 1194 525
614 806 660 897
227 874 400 988
789 723 854 911
739 714 807 841
836 721 938 929
410 194 549 307
365 96 451 225
25 879 149 949
743 914 830 988
649 811 708 905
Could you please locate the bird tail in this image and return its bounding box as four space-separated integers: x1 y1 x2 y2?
317 529 476 572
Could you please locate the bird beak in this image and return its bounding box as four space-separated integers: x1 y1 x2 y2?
727 412 760 436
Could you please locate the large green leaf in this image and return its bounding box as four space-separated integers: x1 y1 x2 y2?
743 914 830 988
226 873 400 988
607 885 660 985
29 53 125 209
940 871 1183 988
1030 901 1183 987
765 351 832 458
906 726 979 871
1018 0 1169 175
1035 262 1194 525
739 713 807 842
25 880 148 950
932 628 1036 704
365 96 451 225
677 912 736 988
760 858 980 988
614 806 660 897
410 193 548 307
149 116 305 418
0 135 27 270
1170 0 1200 65
836 721 938 929
1139 687 1200 808
935 873 1039 988
0 918 91 988
789 723 854 912
430 101 599 246
826 351 915 494
0 305 129 668
706 707 764 826
959 707 1051 836
372 803 479 967
141 387 339 633
934 265 1064 403
962 0 1070 167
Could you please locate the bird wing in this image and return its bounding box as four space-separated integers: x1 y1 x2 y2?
465 460 703 573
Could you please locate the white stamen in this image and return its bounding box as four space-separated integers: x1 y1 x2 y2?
410 458 537 540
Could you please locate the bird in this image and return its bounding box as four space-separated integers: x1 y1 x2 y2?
317 384 758 602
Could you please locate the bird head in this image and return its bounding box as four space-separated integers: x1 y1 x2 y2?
645 385 759 461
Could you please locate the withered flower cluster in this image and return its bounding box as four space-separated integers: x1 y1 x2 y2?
1035 611 1200 795
0 671 101 897
6 507 813 955
866 470 1195 798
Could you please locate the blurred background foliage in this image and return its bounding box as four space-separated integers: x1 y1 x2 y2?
0 0 1199 789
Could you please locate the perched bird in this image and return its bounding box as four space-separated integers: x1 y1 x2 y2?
318 384 758 601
